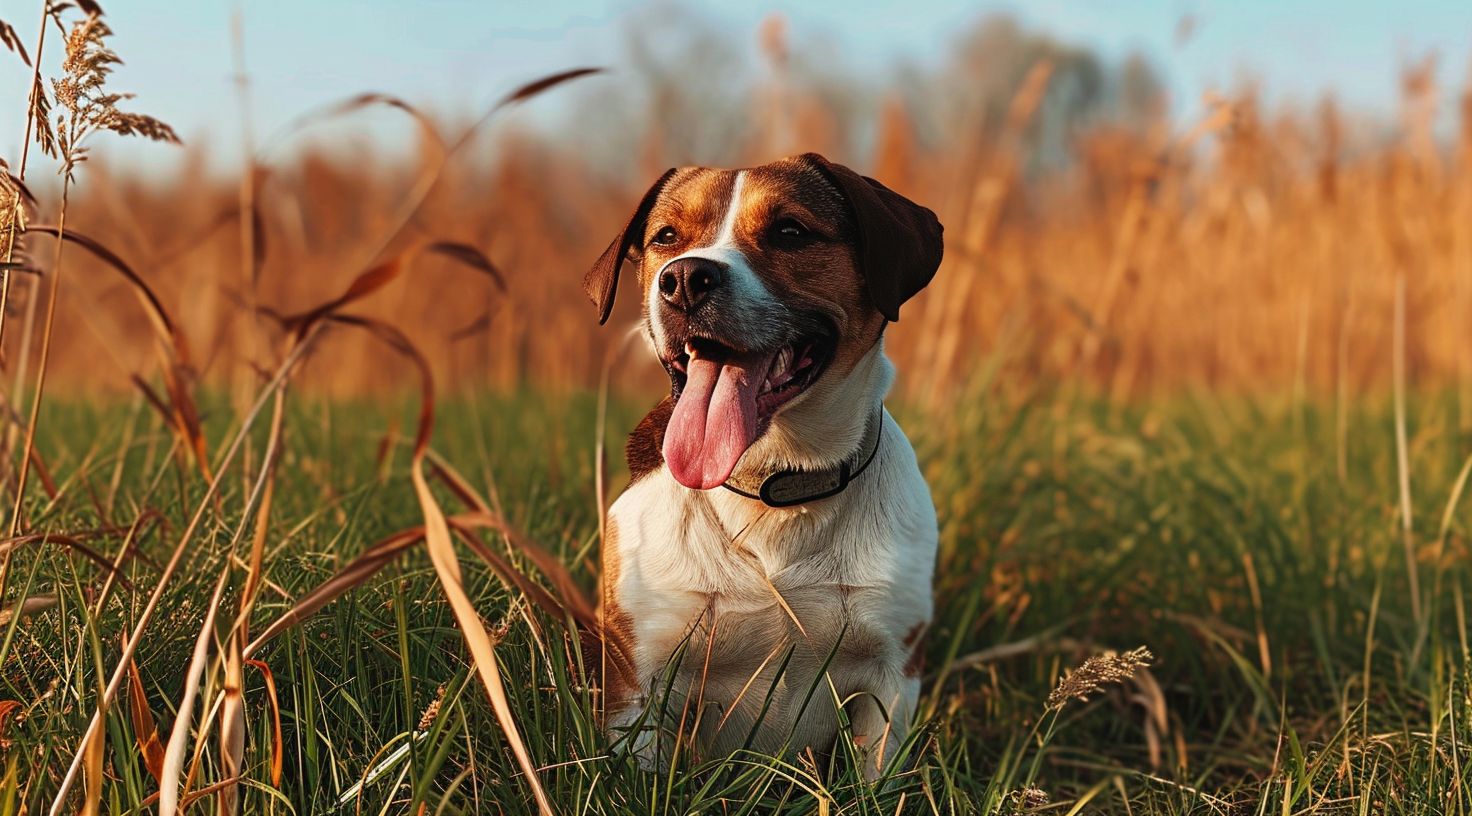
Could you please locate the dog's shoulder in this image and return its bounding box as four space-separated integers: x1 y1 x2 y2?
625 397 673 483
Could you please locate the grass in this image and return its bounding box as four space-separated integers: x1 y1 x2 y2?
4 383 1471 813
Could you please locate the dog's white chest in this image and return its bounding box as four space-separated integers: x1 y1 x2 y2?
603 412 937 758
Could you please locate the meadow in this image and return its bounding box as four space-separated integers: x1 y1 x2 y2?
0 4 1471 814
7 387 1472 814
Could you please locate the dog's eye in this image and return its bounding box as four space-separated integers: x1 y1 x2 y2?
652 227 679 246
770 219 811 247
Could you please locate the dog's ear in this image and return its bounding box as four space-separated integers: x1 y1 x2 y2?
799 153 943 322
584 168 679 325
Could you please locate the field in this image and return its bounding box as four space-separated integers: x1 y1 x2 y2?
2 3 1472 815
5 386 1472 813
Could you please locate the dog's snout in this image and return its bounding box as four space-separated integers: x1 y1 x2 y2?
658 258 726 312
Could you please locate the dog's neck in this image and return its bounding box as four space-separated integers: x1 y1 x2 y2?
730 337 894 482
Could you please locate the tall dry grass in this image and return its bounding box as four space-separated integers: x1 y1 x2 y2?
2 22 1467 416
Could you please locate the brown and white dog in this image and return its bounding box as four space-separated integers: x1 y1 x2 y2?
584 153 943 776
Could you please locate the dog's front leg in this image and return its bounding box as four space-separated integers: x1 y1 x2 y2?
607 694 666 771
847 669 920 780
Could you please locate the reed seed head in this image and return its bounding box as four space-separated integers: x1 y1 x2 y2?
1005 786 1049 813
417 683 446 731
1047 646 1153 712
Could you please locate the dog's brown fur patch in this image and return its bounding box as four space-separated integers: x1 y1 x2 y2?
632 158 888 382
903 622 928 678
634 169 734 291
594 518 641 718
625 397 674 483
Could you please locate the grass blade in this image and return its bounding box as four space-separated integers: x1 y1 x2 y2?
245 660 283 787
494 67 602 109
125 660 165 782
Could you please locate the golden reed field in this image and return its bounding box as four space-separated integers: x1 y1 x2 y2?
5 15 1469 412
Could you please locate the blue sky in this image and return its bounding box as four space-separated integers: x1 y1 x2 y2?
0 0 1468 172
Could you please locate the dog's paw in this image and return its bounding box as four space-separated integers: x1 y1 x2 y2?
607 706 664 772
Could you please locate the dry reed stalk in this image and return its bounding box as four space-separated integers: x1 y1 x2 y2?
6 201 72 566
22 225 209 477
251 237 561 809
126 659 166 781
1457 82 1472 432
243 525 420 654
0 20 48 589
142 386 287 813
923 60 1051 409
1240 551 1271 680
158 564 232 815
0 0 50 355
242 508 593 661
1078 164 1150 370
0 530 130 582
216 629 246 813
230 9 263 490
47 332 317 815
88 511 159 615
334 314 553 815
216 386 287 815
288 68 597 292
593 323 646 718
922 172 1005 408
79 699 104 816
6 10 183 633
1393 276 1421 623
244 659 284 788
153 380 285 814
1082 95 1234 380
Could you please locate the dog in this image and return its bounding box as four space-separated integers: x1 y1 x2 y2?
584 153 943 777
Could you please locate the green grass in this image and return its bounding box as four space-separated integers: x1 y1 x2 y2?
4 384 1472 814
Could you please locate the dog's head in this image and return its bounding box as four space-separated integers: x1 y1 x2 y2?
584 153 943 490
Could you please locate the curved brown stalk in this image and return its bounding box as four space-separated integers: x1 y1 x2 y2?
22 224 209 481
324 315 552 815
47 329 318 816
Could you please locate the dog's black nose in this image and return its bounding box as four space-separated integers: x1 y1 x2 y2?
658 258 725 311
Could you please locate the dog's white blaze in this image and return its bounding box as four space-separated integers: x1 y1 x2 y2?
648 171 786 348
713 171 746 247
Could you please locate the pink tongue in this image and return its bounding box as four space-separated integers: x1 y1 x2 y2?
663 352 765 490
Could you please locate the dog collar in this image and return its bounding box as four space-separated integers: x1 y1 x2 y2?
721 405 885 508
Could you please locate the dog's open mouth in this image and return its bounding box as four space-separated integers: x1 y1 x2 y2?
669 336 833 413
661 329 835 491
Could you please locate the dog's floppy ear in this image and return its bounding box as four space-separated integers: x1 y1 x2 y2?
800 153 943 322
584 168 679 325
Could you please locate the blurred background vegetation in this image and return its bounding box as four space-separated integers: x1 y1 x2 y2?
1 6 1465 415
